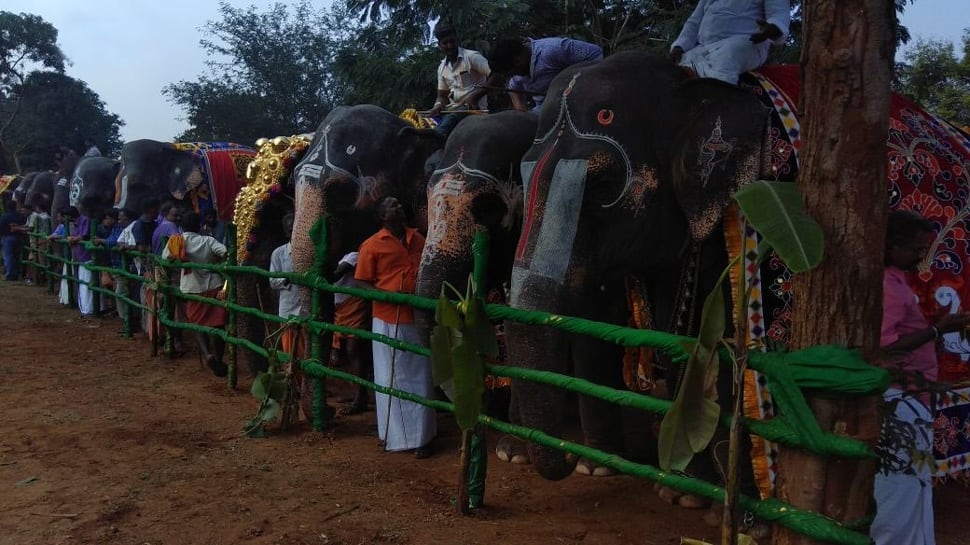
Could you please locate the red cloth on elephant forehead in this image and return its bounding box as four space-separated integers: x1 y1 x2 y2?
202 150 253 221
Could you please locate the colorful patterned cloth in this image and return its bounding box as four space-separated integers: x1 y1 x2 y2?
729 66 970 493
172 142 256 222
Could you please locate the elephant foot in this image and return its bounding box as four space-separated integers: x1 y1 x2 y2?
574 458 615 476
656 485 708 509
495 435 530 464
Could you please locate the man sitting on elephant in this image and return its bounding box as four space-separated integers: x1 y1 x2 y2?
426 20 493 137
488 36 602 112
669 0 790 84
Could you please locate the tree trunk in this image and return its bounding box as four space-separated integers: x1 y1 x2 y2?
773 2 895 544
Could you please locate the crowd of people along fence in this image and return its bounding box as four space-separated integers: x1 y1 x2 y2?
9 218 887 545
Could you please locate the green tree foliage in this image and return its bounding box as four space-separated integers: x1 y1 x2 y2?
0 71 123 172
163 1 348 144
0 11 67 172
894 30 970 128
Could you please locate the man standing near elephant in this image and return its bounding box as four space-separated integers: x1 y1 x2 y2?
163 211 228 376
269 212 329 422
669 0 790 84
66 207 95 317
488 36 602 112
355 196 435 458
875 210 970 545
426 21 492 137
0 200 27 281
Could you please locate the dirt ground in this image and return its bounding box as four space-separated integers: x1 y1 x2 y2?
1 281 968 545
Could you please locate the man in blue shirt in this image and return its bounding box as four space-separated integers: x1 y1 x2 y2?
670 0 790 84
489 36 603 112
0 200 27 281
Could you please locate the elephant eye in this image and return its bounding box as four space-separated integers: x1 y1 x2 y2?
597 109 614 126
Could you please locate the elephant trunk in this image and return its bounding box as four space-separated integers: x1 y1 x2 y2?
291 181 325 314
506 271 576 481
414 254 472 347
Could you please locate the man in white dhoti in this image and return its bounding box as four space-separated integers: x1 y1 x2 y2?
355 197 436 458
670 0 790 84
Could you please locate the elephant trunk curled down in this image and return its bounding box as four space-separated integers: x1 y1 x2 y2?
414 111 537 341
507 52 769 481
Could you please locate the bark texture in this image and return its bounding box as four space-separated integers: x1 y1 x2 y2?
773 2 895 544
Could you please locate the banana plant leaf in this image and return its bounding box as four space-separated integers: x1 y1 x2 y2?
734 180 824 272
658 283 725 470
431 292 463 386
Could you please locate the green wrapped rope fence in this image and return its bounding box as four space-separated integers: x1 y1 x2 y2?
308 218 330 431
225 223 238 389
25 217 888 545
295 358 870 545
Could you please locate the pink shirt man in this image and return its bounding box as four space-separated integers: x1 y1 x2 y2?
881 266 937 385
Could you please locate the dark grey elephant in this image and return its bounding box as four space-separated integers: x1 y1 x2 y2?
232 135 311 375
114 140 253 221
506 51 769 481
290 105 445 292
71 157 122 219
35 149 82 214
413 110 538 449
12 171 39 209
24 171 57 212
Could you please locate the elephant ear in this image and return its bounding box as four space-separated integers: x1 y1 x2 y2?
671 80 770 241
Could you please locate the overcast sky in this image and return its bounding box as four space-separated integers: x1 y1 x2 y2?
5 1 967 144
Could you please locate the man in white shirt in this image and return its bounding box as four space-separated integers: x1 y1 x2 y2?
270 212 332 423
427 21 492 136
670 0 790 84
162 210 228 376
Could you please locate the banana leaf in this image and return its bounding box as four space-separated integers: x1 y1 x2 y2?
658 284 725 470
734 180 823 272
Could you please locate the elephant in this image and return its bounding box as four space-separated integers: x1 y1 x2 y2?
413 110 538 438
290 104 446 298
114 140 255 222
505 51 770 482
24 171 58 212
35 148 82 214
12 171 39 209
233 135 311 375
415 110 538 312
71 156 122 219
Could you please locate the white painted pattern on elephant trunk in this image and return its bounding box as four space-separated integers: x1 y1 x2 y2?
297 122 378 210
424 175 465 263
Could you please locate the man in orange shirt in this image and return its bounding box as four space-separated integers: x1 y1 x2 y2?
355 197 435 458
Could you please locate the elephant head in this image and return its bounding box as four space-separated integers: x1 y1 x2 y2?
14 171 39 210
507 52 769 480
415 110 537 339
290 105 445 290
25 171 57 213
114 139 203 213
71 156 122 219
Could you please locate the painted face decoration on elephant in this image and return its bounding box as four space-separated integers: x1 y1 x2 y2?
414 111 538 358
71 157 122 219
514 52 768 296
